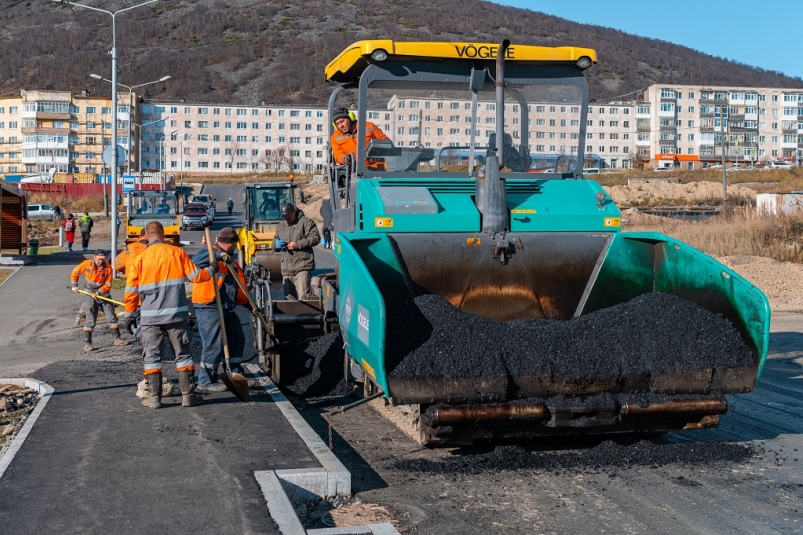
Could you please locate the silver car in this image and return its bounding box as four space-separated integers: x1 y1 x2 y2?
27 203 56 220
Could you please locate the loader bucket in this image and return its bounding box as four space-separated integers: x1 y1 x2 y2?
335 231 770 406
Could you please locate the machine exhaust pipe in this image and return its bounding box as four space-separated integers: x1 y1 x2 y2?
477 39 510 237
422 402 547 427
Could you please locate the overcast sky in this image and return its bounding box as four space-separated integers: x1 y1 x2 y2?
489 0 803 80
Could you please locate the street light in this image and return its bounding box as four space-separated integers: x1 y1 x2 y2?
52 0 158 276
89 73 171 174
131 117 169 189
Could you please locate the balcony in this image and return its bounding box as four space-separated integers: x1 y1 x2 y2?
21 126 71 136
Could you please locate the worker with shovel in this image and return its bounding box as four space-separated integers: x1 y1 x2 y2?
124 221 217 409
191 227 250 393
71 249 128 351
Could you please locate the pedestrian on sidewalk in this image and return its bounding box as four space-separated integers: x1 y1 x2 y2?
71 249 127 351
124 221 217 409
78 212 94 251
191 227 250 393
63 214 76 252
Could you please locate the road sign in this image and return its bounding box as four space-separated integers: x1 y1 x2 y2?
102 144 126 167
122 175 136 193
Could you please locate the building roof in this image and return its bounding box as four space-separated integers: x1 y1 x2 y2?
325 40 597 83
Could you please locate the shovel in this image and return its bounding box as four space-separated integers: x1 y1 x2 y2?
205 227 249 402
68 287 125 307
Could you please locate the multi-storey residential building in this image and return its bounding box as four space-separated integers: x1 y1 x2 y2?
1 82 801 179
639 84 803 169
0 89 137 176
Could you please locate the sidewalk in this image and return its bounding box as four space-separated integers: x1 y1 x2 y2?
0 239 326 533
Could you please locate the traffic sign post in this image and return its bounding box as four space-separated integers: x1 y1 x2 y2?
122 175 136 193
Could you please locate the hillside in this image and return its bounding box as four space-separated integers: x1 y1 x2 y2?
2 0 802 105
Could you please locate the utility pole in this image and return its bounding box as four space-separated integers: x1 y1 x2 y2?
721 104 728 208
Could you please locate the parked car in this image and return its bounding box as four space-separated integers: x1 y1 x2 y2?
653 166 672 171
181 203 210 230
27 203 56 221
191 194 216 209
769 161 793 169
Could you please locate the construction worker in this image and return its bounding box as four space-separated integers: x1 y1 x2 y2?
71 249 127 351
273 203 320 299
113 228 148 275
330 107 390 170
124 221 217 409
191 227 249 392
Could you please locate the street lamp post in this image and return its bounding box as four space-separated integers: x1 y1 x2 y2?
52 0 158 276
131 117 169 189
89 74 170 175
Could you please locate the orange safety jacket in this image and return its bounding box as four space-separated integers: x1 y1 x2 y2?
71 259 113 294
330 121 389 170
191 247 248 309
124 240 214 326
113 239 148 274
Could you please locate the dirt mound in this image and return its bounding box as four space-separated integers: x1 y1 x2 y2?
717 255 803 310
297 181 330 228
605 181 756 207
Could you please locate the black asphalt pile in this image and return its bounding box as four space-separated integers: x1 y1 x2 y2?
283 332 344 397
386 293 754 386
393 439 756 475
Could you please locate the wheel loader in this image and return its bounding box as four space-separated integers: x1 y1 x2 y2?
260 39 771 445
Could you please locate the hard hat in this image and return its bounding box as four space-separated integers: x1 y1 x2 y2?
280 203 296 219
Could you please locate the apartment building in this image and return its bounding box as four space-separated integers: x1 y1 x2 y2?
0 90 137 176
138 102 343 175
1 82 801 178
639 84 803 169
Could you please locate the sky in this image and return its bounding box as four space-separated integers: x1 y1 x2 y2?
489 1 803 80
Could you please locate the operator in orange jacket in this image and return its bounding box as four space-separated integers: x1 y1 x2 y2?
330 108 390 171
113 228 148 275
191 227 250 392
124 221 217 409
71 249 127 351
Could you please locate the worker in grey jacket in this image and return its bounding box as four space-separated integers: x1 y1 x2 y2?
273 203 320 299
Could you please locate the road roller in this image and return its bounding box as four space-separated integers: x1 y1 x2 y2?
262 39 771 445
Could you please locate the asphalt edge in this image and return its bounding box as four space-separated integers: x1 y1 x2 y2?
0 266 21 290
0 378 54 481
246 365 400 534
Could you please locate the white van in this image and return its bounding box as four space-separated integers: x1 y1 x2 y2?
769 161 793 169
27 204 56 221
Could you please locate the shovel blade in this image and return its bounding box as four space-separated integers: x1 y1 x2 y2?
222 370 249 402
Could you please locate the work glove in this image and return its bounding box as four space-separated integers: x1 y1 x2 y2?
71 286 79 292
207 261 219 275
275 239 286 249
219 252 231 263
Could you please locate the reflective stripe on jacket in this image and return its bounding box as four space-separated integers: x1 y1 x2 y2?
191 246 248 310
273 212 320 276
124 240 213 325
71 259 113 294
113 239 148 274
330 121 389 169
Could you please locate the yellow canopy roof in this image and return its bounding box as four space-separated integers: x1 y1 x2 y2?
325 40 597 83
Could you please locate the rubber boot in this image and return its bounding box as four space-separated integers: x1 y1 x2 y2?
178 370 204 407
83 331 94 352
112 327 128 346
141 372 162 409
